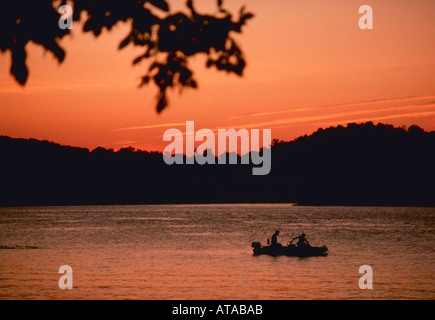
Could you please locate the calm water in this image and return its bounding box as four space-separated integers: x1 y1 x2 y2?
0 204 434 300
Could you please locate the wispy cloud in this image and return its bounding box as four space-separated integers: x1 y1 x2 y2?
111 122 186 132
227 102 435 130
0 83 133 95
110 97 435 135
227 95 435 121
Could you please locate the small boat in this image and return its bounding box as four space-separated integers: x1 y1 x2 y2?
251 242 328 257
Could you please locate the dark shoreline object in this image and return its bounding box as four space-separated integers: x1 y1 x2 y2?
251 242 328 257
0 245 39 250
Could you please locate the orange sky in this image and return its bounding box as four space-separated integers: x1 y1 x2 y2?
1 0 434 151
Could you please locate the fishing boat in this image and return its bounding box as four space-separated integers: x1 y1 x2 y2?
251 241 328 257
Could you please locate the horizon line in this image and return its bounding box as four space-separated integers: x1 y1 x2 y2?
1 121 433 153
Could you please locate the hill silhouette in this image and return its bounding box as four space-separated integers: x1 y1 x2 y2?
0 122 434 207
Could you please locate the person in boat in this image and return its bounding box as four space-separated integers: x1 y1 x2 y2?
271 230 282 247
291 233 311 248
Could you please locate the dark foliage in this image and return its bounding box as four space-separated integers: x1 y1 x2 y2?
0 122 434 207
0 0 253 112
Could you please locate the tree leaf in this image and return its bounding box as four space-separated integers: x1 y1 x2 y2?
148 0 169 12
11 46 28 85
119 35 131 49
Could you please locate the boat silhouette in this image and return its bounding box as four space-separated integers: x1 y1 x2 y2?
251 234 328 257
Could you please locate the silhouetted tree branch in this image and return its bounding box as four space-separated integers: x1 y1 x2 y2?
0 0 253 112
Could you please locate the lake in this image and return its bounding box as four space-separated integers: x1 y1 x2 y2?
0 204 434 299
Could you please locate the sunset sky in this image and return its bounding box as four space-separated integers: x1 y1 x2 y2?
1 0 434 151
